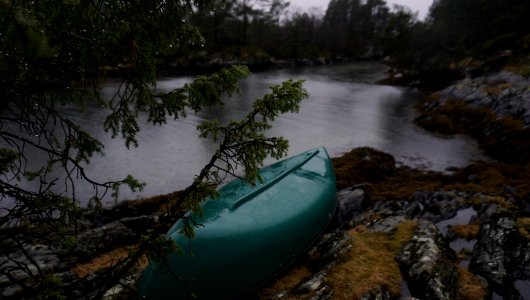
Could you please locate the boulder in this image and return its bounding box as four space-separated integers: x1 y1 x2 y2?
337 188 368 226
469 213 529 298
396 221 458 300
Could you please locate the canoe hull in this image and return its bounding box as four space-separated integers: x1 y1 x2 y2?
138 147 337 299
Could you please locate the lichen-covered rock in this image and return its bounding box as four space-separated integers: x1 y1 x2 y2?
307 232 352 271
396 220 457 300
469 214 523 296
368 215 406 233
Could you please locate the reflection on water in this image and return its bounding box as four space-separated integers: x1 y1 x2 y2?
10 62 489 205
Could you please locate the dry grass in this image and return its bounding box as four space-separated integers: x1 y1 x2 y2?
71 247 148 279
456 266 488 300
326 221 417 299
257 265 313 299
449 223 480 240
517 218 530 239
469 195 516 210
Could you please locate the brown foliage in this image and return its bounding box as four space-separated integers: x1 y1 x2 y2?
332 147 397 190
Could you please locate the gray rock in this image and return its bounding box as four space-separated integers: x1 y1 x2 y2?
429 71 530 128
337 188 368 226
368 215 406 233
0 243 61 285
296 272 326 294
309 285 334 300
119 215 158 233
402 201 425 219
396 221 457 300
307 232 352 272
468 211 530 300
411 190 466 222
486 71 528 88
73 220 136 260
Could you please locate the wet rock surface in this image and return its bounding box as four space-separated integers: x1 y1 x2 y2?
396 221 457 300
337 187 369 226
470 205 530 299
259 183 530 300
260 189 484 299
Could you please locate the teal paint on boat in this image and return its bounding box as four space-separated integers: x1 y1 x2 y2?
138 147 337 299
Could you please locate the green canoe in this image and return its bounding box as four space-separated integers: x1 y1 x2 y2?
138 147 337 299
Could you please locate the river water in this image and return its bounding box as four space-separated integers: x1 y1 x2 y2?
16 62 489 205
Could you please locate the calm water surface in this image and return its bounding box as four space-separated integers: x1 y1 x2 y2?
28 62 490 205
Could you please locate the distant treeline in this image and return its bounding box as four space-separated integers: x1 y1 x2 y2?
159 0 530 73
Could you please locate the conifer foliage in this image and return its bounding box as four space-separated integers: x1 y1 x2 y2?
0 0 308 298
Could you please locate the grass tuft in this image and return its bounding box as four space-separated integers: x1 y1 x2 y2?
456 266 488 300
517 217 530 240
257 265 312 299
448 223 480 240
71 247 147 279
326 220 417 299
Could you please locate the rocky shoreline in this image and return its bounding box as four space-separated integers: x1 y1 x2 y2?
2 68 530 299
415 70 530 163
253 68 530 299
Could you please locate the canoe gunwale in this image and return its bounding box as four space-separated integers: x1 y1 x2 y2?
138 147 337 299
230 149 319 211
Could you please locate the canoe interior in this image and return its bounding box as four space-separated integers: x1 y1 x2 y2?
138 147 337 299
